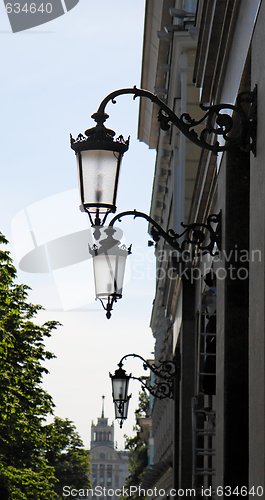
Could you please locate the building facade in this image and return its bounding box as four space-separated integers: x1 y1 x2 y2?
138 0 264 497
90 403 129 498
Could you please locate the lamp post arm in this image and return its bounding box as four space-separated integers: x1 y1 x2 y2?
109 209 221 256
130 375 174 399
118 353 176 380
92 86 257 154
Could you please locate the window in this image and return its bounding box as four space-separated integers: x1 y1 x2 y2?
107 465 112 485
92 464 97 486
99 464 105 485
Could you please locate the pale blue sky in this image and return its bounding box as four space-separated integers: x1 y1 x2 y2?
0 0 156 448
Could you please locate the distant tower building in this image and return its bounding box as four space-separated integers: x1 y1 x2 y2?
90 397 129 498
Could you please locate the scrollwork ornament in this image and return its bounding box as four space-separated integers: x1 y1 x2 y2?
109 209 221 257
142 379 173 399
117 353 176 400
90 86 257 155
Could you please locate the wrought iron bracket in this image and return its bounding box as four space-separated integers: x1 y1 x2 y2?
109 209 222 256
118 353 176 399
92 85 257 155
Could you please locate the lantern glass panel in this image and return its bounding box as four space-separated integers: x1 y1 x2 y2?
78 149 121 212
114 398 130 420
93 251 127 299
111 375 129 402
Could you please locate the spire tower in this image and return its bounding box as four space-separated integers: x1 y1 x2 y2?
101 395 105 418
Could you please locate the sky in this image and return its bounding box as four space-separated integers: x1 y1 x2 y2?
0 1 157 448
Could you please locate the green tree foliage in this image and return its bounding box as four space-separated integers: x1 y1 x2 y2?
44 417 90 496
0 462 57 500
0 233 58 498
0 234 90 498
135 390 149 418
123 390 149 499
124 434 147 489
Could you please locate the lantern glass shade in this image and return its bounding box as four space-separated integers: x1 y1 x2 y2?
114 396 131 421
77 149 122 214
93 249 127 299
71 117 129 224
90 227 131 303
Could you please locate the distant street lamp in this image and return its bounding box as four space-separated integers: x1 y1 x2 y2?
109 362 132 428
110 353 176 427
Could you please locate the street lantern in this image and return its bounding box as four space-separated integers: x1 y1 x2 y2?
70 112 129 226
110 353 176 426
89 227 131 319
110 363 131 427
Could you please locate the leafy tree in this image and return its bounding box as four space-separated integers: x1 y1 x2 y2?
0 462 57 500
0 232 59 498
123 390 149 499
124 434 147 490
44 417 90 496
135 390 149 418
0 233 90 498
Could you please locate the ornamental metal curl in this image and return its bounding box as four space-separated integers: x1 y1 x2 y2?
118 353 175 399
109 210 221 256
91 85 257 155
133 376 174 399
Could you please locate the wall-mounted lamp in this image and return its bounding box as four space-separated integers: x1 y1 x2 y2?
71 86 256 317
109 353 175 428
71 86 256 221
87 211 221 318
